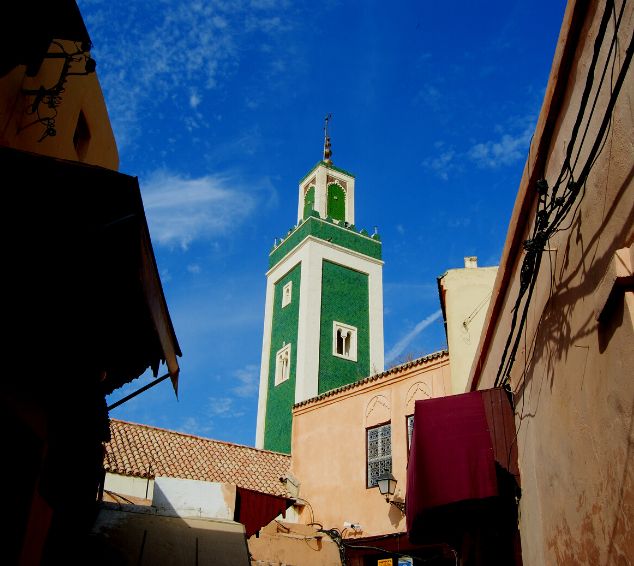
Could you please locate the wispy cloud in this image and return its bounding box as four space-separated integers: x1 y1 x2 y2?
179 416 213 437
141 170 258 249
207 396 245 418
81 0 292 148
423 115 536 179
232 364 259 397
468 122 534 168
422 149 456 181
385 310 443 365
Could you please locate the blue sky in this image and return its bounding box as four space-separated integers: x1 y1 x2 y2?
79 0 567 446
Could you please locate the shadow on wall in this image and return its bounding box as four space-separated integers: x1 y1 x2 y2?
85 480 250 566
515 163 634 406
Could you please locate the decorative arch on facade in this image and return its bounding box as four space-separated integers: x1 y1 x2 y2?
365 394 390 428
327 182 346 221
405 381 432 415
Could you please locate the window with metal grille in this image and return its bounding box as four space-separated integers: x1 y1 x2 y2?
407 414 414 452
367 423 391 488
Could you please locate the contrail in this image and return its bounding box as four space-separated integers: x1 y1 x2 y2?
385 310 443 365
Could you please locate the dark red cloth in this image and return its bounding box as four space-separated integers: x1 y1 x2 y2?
406 391 498 534
235 487 293 538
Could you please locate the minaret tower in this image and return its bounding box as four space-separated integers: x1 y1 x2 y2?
256 117 384 453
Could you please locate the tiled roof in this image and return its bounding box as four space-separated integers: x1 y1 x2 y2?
104 419 291 497
294 349 449 408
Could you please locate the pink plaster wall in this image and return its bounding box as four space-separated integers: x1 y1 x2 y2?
290 353 450 539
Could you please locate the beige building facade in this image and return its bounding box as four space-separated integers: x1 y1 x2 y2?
438 257 497 394
466 0 634 564
291 351 450 540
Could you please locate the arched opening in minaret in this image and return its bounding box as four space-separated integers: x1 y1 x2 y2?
336 328 351 357
303 186 315 219
327 183 345 222
333 321 358 361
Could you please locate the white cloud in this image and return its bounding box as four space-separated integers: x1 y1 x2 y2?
187 264 201 274
141 170 257 249
81 0 292 149
207 397 245 418
189 91 201 109
385 310 443 365
208 397 233 416
179 416 213 436
468 122 534 168
422 149 455 181
232 364 259 397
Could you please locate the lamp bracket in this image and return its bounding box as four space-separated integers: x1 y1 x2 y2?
384 495 405 513
21 40 96 141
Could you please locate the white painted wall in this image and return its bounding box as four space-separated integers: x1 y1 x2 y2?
104 472 155 500
152 477 236 520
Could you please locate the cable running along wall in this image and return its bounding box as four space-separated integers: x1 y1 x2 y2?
494 0 633 388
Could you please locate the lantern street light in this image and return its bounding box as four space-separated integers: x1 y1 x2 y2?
376 472 405 513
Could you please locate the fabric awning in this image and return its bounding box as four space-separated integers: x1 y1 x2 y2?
406 388 520 545
234 487 295 539
1 145 181 395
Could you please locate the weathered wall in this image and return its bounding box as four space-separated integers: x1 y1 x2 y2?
104 472 155 501
0 39 118 169
291 353 450 539
152 477 236 520
248 520 342 566
469 1 634 563
91 505 250 565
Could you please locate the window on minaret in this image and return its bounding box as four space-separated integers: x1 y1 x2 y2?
327 183 345 222
282 281 292 307
333 321 357 361
275 343 291 385
367 423 392 488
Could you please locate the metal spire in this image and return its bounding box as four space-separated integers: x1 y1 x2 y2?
323 113 333 165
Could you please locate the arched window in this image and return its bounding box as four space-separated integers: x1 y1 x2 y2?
303 186 315 219
333 321 357 361
275 343 291 385
327 183 345 221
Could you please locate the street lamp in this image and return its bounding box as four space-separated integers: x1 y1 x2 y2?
376 472 405 513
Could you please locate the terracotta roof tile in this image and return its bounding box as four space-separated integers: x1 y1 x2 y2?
293 349 449 408
104 419 291 497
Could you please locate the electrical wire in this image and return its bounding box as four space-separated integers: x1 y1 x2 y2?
494 0 633 388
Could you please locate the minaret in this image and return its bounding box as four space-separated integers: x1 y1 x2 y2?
256 117 385 453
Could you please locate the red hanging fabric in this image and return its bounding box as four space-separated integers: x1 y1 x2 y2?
235 487 294 538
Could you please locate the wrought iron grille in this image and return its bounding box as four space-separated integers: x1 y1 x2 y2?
367 423 391 487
